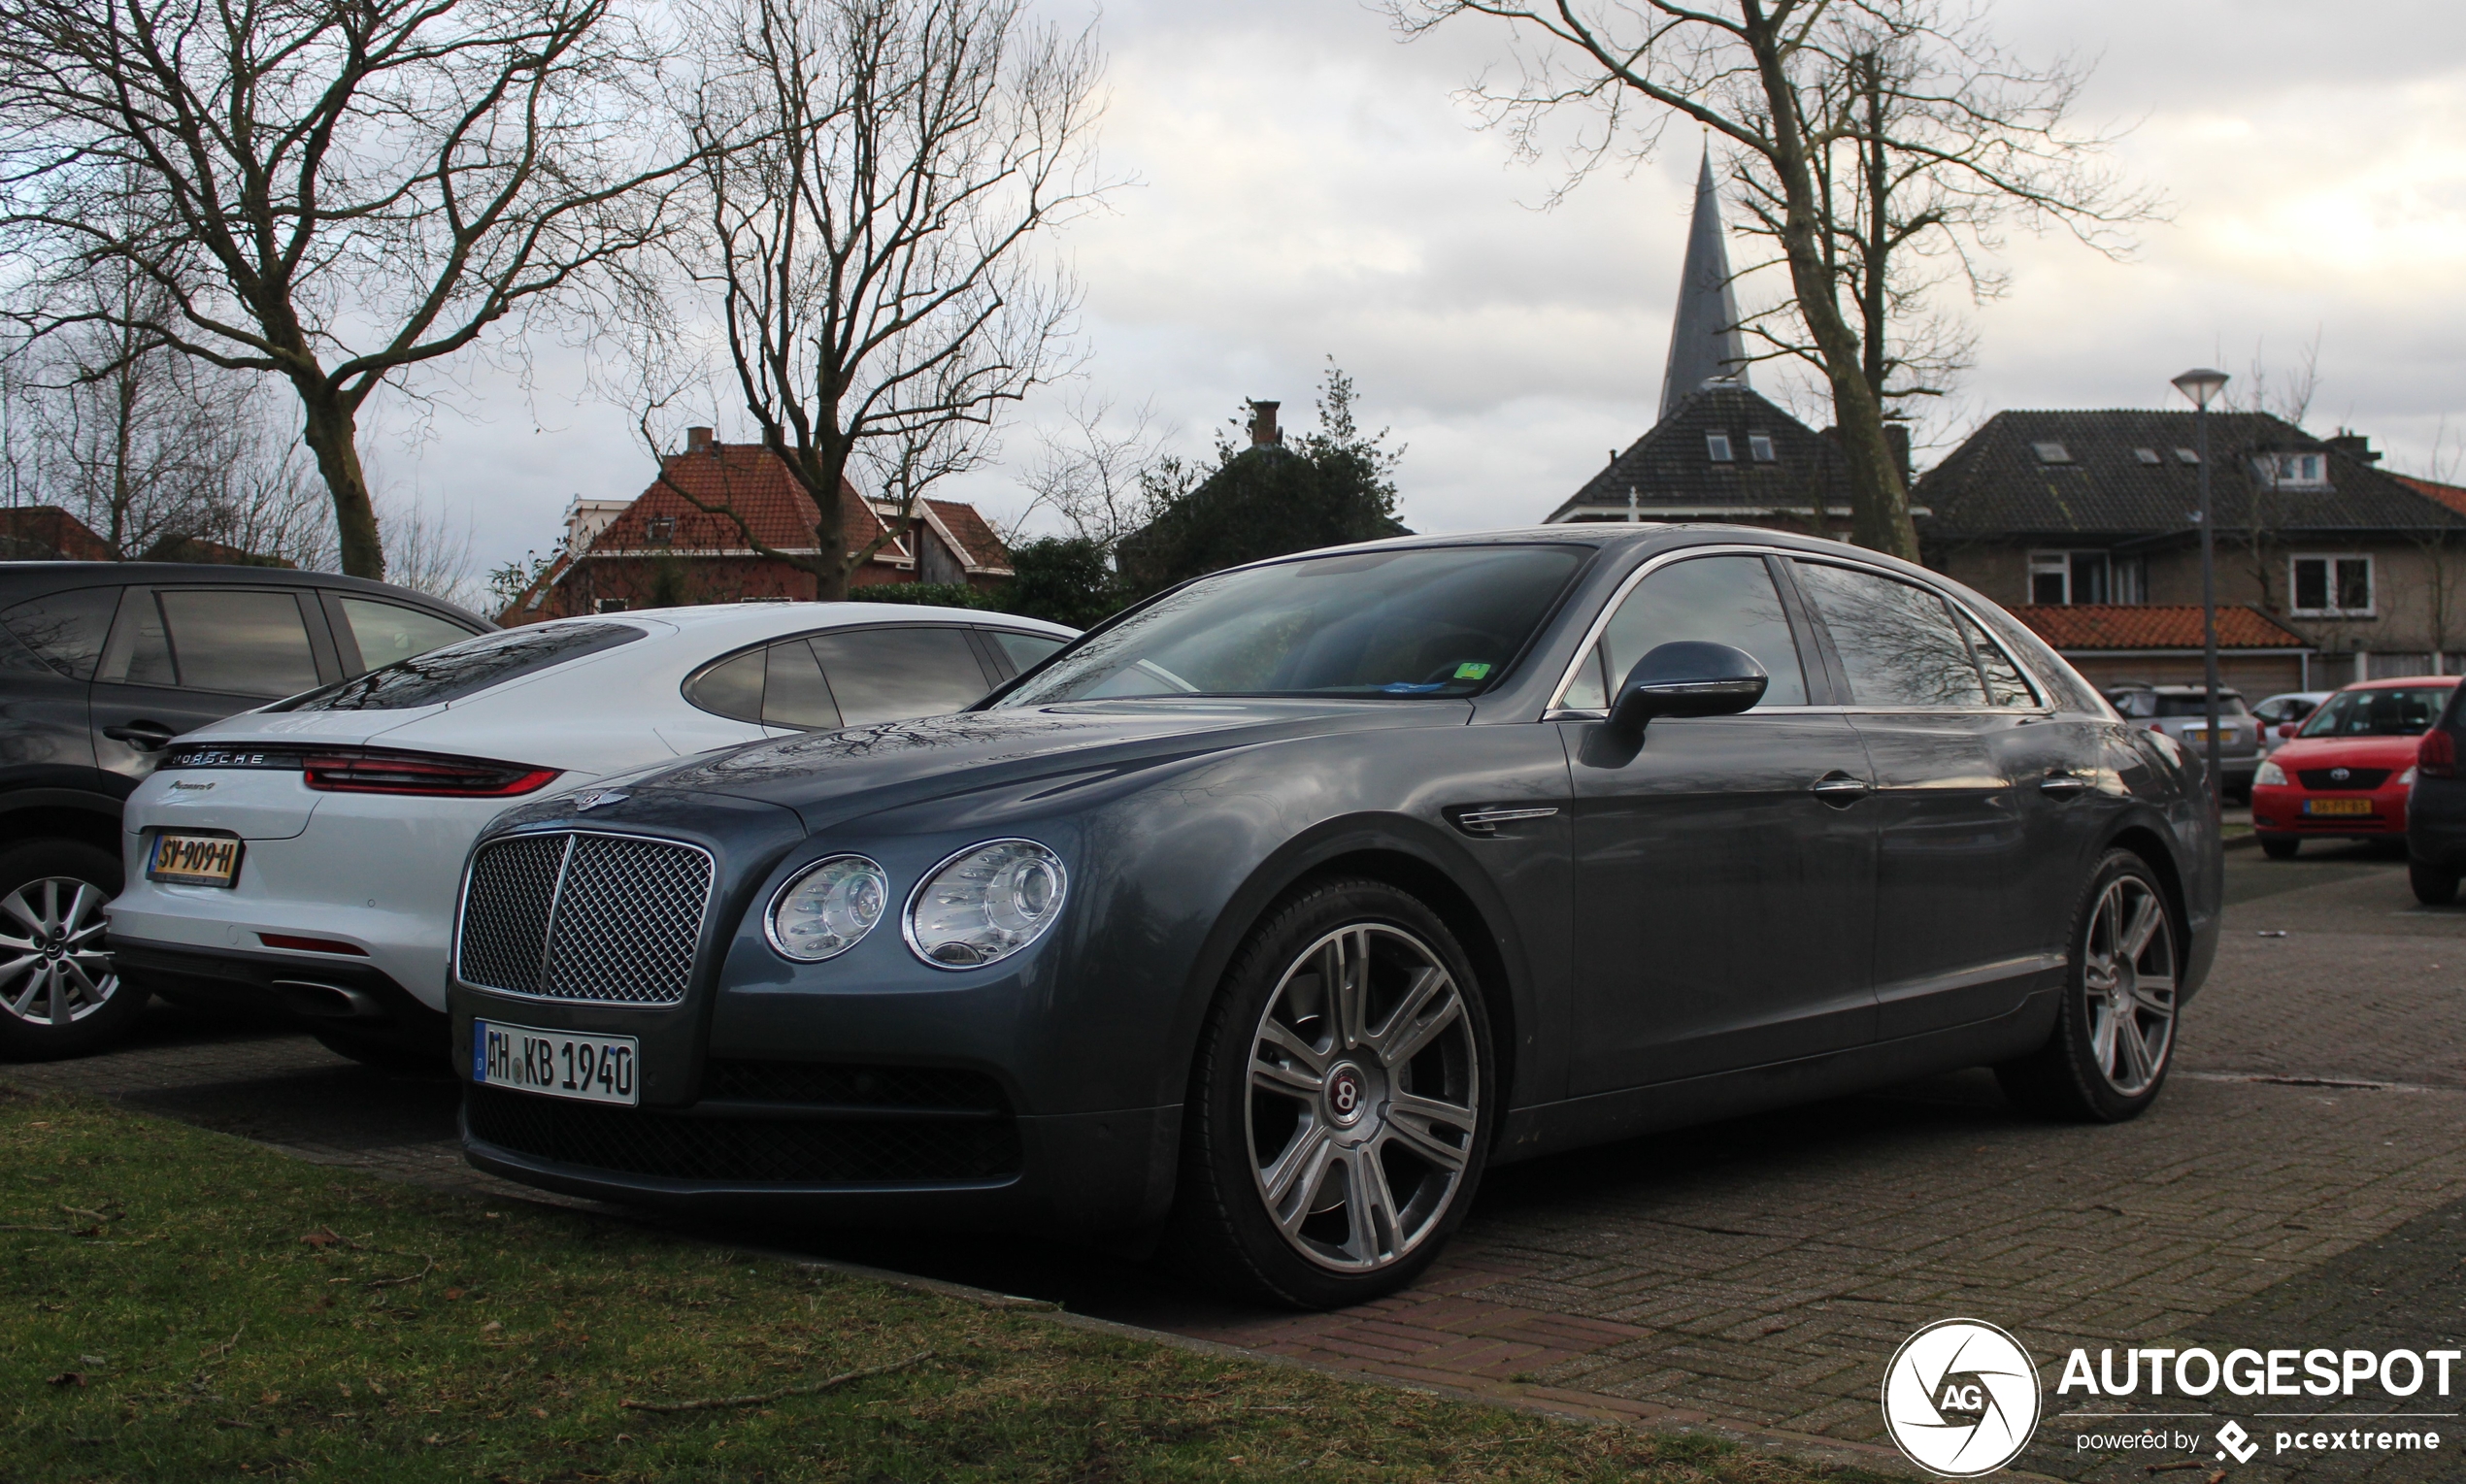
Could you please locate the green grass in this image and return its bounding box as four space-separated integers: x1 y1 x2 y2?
0 1088 1883 1482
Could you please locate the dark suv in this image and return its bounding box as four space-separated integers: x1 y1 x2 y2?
0 563 487 1058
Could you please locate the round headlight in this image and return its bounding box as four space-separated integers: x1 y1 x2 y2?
904 839 1067 969
765 855 888 962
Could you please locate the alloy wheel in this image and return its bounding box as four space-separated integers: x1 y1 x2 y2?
1244 923 1481 1273
0 875 119 1028
2082 874 2176 1096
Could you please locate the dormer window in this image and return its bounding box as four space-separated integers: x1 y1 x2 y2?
1706 433 1734 463
2258 451 2329 488
647 515 677 545
2134 447 2161 465
1747 433 1776 462
2175 447 2199 464
2032 441 2072 464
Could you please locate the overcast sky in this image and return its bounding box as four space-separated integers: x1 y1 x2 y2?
383 0 2466 583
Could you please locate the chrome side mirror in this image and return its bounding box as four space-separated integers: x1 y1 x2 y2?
1607 641 1768 739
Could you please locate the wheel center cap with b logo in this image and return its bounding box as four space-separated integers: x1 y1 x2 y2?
1325 1063 1370 1126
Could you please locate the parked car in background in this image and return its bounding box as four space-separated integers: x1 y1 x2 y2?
107 605 1074 1068
2403 681 2466 904
2251 676 2459 863
2103 684 2262 800
0 563 487 1060
2252 691 2331 754
450 528 2217 1309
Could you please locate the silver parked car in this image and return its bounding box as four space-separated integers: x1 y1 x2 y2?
2104 684 2261 800
2252 691 2331 754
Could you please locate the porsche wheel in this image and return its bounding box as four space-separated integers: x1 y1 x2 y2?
1166 878 1493 1308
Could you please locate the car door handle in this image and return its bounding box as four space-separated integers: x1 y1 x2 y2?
1810 773 1873 807
103 721 175 750
2039 772 2090 800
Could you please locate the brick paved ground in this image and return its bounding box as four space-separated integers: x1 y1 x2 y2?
9 841 2462 1480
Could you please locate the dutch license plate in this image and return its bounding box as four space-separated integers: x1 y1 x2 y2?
2305 798 2374 817
146 831 242 887
473 1020 639 1105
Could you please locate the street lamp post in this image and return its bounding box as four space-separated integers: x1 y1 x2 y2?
2172 367 2231 812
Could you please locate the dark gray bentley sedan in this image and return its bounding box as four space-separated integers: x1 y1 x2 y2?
450 527 2219 1308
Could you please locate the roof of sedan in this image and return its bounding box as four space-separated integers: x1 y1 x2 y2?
2335 675 2459 690
592 601 1073 638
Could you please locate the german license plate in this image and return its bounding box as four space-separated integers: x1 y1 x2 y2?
146 831 242 886
473 1020 639 1105
2305 798 2374 816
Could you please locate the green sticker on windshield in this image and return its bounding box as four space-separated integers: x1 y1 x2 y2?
1454 662 1492 679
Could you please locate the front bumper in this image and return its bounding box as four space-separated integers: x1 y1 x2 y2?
2251 782 2409 838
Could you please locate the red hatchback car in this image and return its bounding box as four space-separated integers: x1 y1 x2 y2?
2251 676 2460 857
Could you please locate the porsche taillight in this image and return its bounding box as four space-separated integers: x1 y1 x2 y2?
2420 729 2457 779
301 750 561 798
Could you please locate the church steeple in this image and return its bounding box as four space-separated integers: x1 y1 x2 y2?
1658 148 1750 422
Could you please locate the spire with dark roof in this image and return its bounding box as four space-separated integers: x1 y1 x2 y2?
1659 148 1750 422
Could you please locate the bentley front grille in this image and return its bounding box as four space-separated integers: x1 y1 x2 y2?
455 832 713 1006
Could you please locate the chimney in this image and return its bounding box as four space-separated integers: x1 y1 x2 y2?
2324 429 2381 464
1249 401 1281 447
685 426 714 454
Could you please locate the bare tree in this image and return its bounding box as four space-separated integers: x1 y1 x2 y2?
0 0 689 578
1012 395 1166 550
649 0 1111 600
1391 0 2154 560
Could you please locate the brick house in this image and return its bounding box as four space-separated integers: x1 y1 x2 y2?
504 429 1012 622
1916 411 2466 694
0 504 294 566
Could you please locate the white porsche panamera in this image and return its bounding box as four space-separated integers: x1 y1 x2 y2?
105 603 1073 1065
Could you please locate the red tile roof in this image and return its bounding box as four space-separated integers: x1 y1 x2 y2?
2011 604 2310 651
588 442 892 557
0 506 115 561
922 499 1009 572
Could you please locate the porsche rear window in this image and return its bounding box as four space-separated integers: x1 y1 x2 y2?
269 621 643 710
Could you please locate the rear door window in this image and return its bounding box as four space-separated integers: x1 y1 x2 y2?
1793 562 1988 709
273 620 643 710
761 641 843 730
0 586 118 679
807 626 993 725
1954 610 2039 708
156 590 321 697
336 596 477 673
1561 554 1809 710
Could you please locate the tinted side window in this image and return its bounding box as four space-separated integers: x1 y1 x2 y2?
158 590 320 697
273 621 644 710
1565 555 1808 709
807 626 990 725
762 641 843 730
1793 562 1987 709
1955 610 2038 709
338 596 475 672
684 647 765 723
990 630 1065 673
0 586 118 679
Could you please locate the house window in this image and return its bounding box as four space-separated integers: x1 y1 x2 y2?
2029 548 2142 606
647 515 677 545
1706 433 1734 463
2133 447 2161 465
2175 447 2199 464
1747 433 1777 462
2290 554 2374 616
2032 441 2072 464
594 598 629 614
2258 451 2329 488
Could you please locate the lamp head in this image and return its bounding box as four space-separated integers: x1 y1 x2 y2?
2172 367 2230 410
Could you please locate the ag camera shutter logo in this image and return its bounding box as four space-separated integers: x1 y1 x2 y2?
1883 1319 2043 1476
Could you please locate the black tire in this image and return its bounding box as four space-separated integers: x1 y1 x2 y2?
1997 849 2182 1123
1161 877 1495 1309
2259 835 2299 860
311 1029 452 1077
0 839 150 1062
2411 863 2461 907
